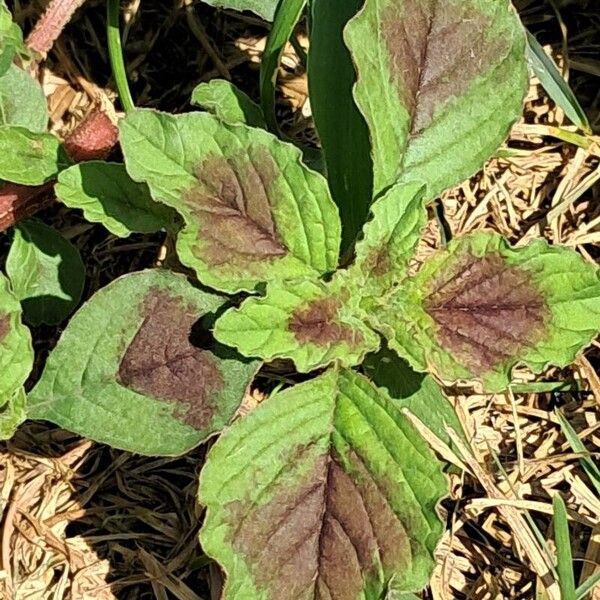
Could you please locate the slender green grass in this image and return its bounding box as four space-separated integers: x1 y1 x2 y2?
553 494 577 600
556 410 600 497
526 31 591 133
107 0 135 114
259 0 306 134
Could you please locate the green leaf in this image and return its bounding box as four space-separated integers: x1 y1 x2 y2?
363 342 466 449
0 0 26 76
0 387 26 440
55 162 178 238
351 181 427 293
370 232 600 392
6 219 85 325
308 0 373 249
199 367 446 598
344 0 528 199
28 269 259 455
119 109 340 293
0 271 33 409
0 127 70 184
259 0 306 133
0 64 48 131
526 31 591 134
191 80 266 129
199 0 279 21
214 274 379 372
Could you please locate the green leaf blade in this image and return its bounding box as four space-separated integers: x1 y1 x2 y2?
344 0 528 199
28 270 259 455
55 162 178 238
6 219 85 325
0 271 33 419
200 0 279 21
214 276 380 372
0 127 70 184
119 109 341 293
191 80 266 129
199 367 447 598
372 232 600 391
0 1 27 76
0 65 48 131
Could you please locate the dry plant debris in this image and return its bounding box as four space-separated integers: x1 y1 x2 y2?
0 0 599 598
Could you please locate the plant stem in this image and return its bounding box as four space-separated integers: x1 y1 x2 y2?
26 0 87 54
107 0 135 113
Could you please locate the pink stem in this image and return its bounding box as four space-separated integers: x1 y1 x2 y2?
26 0 88 55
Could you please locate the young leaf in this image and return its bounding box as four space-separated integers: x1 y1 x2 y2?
6 219 85 325
0 127 70 184
191 80 266 129
119 109 340 293
199 0 279 21
0 64 48 131
0 271 33 410
199 367 446 598
28 270 259 455
214 275 380 372
308 0 374 249
370 232 600 391
351 181 427 292
344 0 528 198
0 0 26 76
55 162 178 238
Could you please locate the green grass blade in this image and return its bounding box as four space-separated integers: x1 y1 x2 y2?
553 494 577 600
576 570 600 600
556 410 600 497
259 0 306 134
526 30 590 133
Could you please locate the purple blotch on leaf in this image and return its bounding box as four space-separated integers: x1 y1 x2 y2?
424 252 548 373
118 290 223 430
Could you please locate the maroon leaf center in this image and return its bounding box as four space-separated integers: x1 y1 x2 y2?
225 444 410 599
381 1 510 135
118 290 223 429
424 252 548 373
185 151 287 267
0 314 9 343
288 298 360 347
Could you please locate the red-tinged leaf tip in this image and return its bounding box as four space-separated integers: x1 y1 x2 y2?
185 152 286 268
287 297 361 347
424 252 548 374
64 110 118 162
0 182 55 233
118 289 224 430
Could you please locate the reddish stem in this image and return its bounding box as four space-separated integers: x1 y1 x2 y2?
26 0 88 55
0 110 118 233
